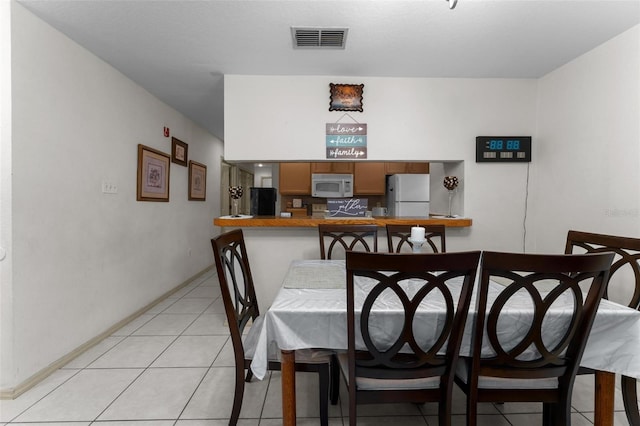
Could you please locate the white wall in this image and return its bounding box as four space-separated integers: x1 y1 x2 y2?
224 27 640 255
1 3 224 392
253 166 273 188
0 0 15 393
529 25 640 253
225 75 538 252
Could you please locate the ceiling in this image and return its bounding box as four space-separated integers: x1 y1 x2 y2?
17 0 640 141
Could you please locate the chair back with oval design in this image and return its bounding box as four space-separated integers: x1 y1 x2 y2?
342 250 481 426
212 229 335 426
456 250 614 426
565 230 640 425
318 224 379 259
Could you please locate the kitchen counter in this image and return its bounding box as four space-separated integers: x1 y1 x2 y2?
213 215 472 228
212 215 472 308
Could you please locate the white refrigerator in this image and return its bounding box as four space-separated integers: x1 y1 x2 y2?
386 174 430 217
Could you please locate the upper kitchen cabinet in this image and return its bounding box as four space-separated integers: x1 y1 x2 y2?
354 162 386 195
279 162 311 195
384 162 430 174
311 162 355 174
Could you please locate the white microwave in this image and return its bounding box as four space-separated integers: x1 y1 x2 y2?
312 173 354 198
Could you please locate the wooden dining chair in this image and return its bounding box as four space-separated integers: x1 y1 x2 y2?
386 224 446 253
211 229 337 426
455 250 614 426
565 230 640 425
341 250 482 426
318 224 378 259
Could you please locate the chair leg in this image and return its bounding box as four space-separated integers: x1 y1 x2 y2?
245 368 254 382
542 402 553 426
230 367 246 426
330 354 340 405
438 389 453 426
555 390 573 426
349 385 357 426
622 375 640 426
466 389 477 426
318 364 330 426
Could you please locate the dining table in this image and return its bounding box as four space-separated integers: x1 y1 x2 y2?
250 259 640 426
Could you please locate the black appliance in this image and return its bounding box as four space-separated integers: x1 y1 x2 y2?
250 187 277 216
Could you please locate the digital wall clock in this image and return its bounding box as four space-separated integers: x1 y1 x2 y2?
476 136 532 163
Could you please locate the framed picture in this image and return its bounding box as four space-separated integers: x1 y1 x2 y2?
188 160 207 201
137 144 170 202
329 83 364 112
171 137 188 166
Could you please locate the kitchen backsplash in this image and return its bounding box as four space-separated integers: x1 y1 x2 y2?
281 195 386 216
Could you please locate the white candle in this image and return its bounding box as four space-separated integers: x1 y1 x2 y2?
411 226 425 241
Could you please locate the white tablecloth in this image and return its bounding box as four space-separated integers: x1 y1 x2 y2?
251 260 640 380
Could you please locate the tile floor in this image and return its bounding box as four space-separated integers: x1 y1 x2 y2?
0 269 635 425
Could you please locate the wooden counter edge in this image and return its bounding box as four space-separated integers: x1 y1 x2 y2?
214 216 472 228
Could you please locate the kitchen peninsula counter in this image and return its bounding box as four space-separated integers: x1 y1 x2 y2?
213 215 472 308
214 216 472 228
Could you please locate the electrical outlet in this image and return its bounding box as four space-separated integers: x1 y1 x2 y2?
102 181 118 194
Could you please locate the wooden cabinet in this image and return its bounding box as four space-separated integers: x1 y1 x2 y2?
384 162 429 174
286 208 308 217
311 162 355 174
279 163 311 195
280 162 429 196
354 162 386 195
406 162 429 173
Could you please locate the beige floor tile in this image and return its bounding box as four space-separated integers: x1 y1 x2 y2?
88 335 175 368
183 313 230 336
162 297 215 314
0 369 77 422
97 367 207 420
62 336 125 369
181 366 269 420
13 369 142 422
151 335 227 367
426 414 511 426
132 313 199 335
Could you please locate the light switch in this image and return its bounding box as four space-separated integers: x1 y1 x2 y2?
102 181 118 194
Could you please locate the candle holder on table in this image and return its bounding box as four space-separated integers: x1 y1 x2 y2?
408 237 426 253
409 226 426 253
443 176 459 218
228 186 244 217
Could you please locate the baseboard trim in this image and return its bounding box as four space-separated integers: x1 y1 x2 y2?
0 264 215 400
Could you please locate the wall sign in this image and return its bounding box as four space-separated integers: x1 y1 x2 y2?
325 123 367 159
326 198 368 218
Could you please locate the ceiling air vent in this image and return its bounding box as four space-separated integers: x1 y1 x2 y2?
291 27 348 49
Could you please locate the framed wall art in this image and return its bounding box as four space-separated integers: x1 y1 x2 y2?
137 144 170 202
329 83 364 112
171 137 188 166
188 160 207 201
